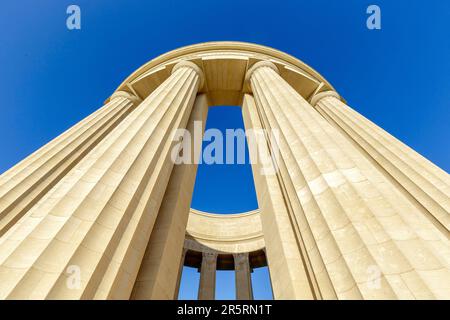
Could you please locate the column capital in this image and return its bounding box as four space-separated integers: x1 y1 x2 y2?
172 60 205 90
245 61 279 84
202 251 218 263
233 252 250 264
310 90 340 106
110 90 142 106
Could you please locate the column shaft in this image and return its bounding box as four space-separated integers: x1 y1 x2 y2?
246 62 450 299
0 92 140 237
0 61 203 299
312 92 450 232
174 248 188 300
234 253 253 300
198 252 217 300
129 94 208 300
242 93 328 300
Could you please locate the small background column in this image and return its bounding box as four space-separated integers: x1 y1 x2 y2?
234 253 253 300
198 252 217 300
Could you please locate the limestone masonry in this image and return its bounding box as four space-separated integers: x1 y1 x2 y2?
0 42 448 300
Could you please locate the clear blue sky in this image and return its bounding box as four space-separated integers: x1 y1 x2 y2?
0 0 449 300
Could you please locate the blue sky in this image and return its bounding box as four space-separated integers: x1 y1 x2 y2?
0 0 449 299
191 106 258 213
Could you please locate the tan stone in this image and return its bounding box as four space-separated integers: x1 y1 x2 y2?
234 253 253 300
0 92 140 237
0 42 448 300
198 252 217 300
129 93 209 300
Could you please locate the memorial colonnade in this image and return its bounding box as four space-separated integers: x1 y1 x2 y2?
0 42 448 300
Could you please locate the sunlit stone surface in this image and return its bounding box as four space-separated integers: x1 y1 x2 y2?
0 42 448 300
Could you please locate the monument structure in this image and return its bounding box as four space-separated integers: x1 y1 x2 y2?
0 42 448 300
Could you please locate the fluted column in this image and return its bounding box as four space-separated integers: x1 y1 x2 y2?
311 91 450 233
0 60 204 299
198 252 217 300
129 94 209 300
242 93 326 300
0 91 141 237
234 253 253 300
245 61 450 299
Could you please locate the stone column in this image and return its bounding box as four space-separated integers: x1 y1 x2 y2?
242 93 327 300
311 91 450 233
198 252 217 300
130 94 209 300
245 61 450 299
234 253 253 300
0 91 141 237
0 60 204 299
174 248 188 300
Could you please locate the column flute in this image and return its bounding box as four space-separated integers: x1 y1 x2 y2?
0 60 204 299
